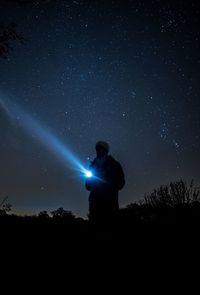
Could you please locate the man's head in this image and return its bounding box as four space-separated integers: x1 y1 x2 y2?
95 141 109 158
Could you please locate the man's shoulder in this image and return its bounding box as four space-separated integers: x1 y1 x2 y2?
106 155 125 189
106 155 121 167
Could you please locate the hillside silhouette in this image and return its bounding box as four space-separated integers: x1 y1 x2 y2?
1 179 200 246
1 179 200 285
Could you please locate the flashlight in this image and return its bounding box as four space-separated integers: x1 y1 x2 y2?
85 170 93 178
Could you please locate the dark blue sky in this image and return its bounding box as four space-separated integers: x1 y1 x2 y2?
0 0 200 217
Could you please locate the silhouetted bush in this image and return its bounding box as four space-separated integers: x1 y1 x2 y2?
50 207 75 220
0 196 12 216
38 210 49 219
141 179 200 207
0 22 24 58
1 179 200 248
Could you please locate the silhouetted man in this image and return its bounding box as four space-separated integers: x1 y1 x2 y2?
85 141 125 225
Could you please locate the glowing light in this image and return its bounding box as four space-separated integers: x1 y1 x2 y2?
85 170 92 178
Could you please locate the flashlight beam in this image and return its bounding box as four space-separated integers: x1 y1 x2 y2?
1 97 88 176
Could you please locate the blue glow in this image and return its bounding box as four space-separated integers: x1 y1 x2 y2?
85 170 93 178
0 97 89 177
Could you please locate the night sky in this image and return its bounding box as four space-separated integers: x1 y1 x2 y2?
0 0 200 217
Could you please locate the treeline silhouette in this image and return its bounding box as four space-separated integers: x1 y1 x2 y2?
1 179 200 245
1 178 200 280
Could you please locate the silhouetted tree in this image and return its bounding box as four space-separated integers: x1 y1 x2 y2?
0 0 34 58
0 196 12 215
38 210 49 219
0 22 25 58
50 207 75 220
141 179 200 208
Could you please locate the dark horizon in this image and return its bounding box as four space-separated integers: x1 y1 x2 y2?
0 0 200 217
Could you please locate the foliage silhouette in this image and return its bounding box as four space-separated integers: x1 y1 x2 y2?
38 210 49 219
1 180 200 249
0 22 25 58
0 196 12 216
50 207 75 220
0 0 35 58
142 179 200 207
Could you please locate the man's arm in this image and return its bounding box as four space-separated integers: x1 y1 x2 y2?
115 161 125 190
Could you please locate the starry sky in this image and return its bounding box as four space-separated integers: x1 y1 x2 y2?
0 0 200 217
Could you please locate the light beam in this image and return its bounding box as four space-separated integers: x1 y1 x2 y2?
0 96 90 178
